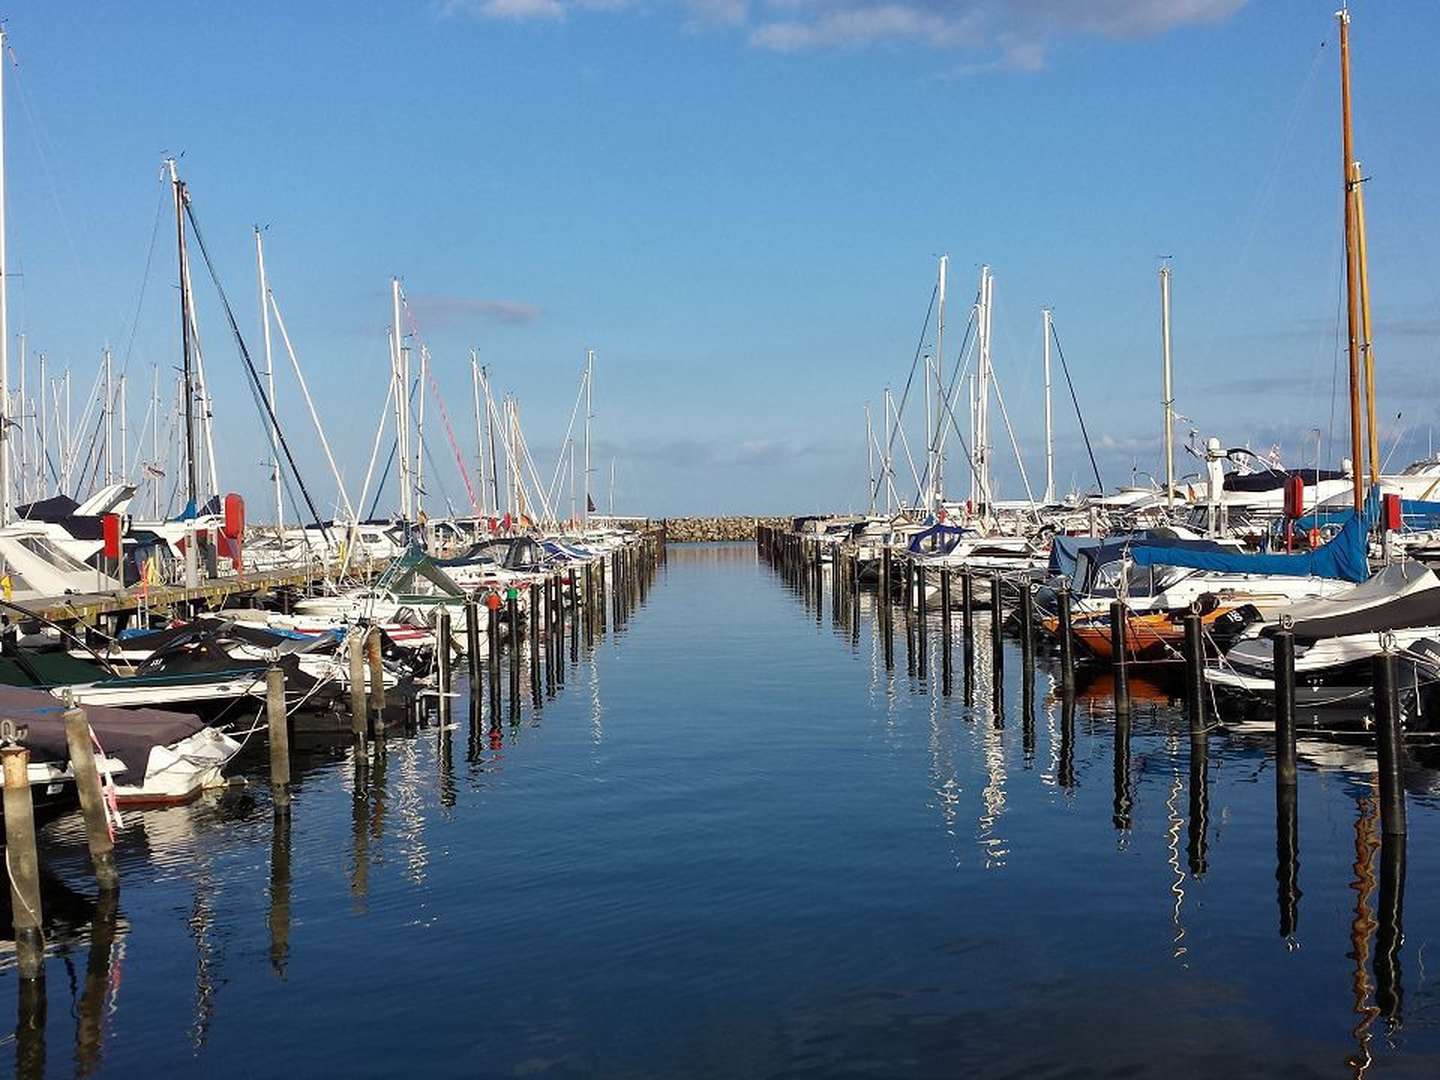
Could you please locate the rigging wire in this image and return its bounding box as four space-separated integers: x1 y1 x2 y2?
1048 319 1104 493
181 199 331 542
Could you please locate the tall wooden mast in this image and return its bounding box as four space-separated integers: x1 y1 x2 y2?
1338 8 1365 512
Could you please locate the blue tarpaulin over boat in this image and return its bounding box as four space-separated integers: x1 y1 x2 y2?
907 523 970 556
1130 498 1374 583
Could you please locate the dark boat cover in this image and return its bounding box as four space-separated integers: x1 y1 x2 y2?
0 684 205 777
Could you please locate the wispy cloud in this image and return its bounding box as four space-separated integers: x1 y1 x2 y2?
445 1 1247 69
406 294 542 327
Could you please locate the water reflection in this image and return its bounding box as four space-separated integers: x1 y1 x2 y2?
269 812 292 977
1276 783 1300 942
76 887 122 1076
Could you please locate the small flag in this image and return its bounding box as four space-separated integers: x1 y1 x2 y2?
586 495 597 513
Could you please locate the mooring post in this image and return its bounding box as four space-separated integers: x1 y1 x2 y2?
569 568 579 661
464 596 481 686
917 561 928 678
487 599 502 717
529 582 543 704
436 608 453 724
990 573 1004 688
1109 600 1130 717
63 706 120 891
1183 610 1206 733
881 547 892 615
267 666 290 810
1373 648 1407 836
2 741 45 979
348 631 368 743
366 626 387 737
940 569 953 695
1057 585 1075 689
552 576 565 689
506 591 522 712
598 557 607 632
1019 582 1035 671
905 561 916 676
1274 626 1297 788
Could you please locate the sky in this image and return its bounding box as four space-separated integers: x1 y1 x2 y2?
3 0 1439 519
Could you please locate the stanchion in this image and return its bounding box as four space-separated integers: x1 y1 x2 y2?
1057 585 1075 689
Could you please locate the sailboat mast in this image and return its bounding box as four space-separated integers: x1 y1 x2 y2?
37 352 45 499
470 350 485 517
609 457 615 516
389 277 411 523
865 404 875 516
0 28 10 526
934 254 947 512
415 344 427 519
119 373 127 482
1042 308 1054 505
168 159 199 509
103 346 114 486
255 228 282 535
1352 158 1380 485
883 387 894 514
584 349 594 526
1338 7 1365 512
1159 262 1175 508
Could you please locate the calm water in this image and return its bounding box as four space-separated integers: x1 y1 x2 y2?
5 541 1440 1077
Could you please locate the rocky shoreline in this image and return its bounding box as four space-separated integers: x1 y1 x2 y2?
661 516 790 543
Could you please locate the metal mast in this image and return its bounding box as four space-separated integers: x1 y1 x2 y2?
865 404 876 516
1042 308 1054 505
933 254 947 511
168 159 199 509
583 349 594 525
389 277 412 522
255 228 282 536
470 350 485 517
0 29 10 525
1159 262 1175 508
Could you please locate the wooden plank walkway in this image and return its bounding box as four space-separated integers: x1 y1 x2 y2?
11 562 346 626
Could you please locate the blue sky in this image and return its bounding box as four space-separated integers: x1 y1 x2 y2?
5 1 1439 517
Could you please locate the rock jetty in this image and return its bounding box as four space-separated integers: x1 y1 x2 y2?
661 516 790 543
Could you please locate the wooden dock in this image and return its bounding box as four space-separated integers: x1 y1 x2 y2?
10 562 350 628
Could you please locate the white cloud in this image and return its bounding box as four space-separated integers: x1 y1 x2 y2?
444 0 1248 69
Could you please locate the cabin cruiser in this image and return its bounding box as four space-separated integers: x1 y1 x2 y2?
1206 560 1440 720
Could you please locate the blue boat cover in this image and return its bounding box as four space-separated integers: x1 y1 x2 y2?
1129 499 1373 583
907 523 970 556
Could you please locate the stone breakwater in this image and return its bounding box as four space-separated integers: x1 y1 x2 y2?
661 516 791 543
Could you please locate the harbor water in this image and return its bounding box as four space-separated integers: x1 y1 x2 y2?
6 541 1440 1077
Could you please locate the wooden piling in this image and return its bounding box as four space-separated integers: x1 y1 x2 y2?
569 568 579 661
487 599 502 717
464 596 481 686
1019 583 1035 670
1273 627 1297 787
529 583 543 705
349 632 368 741
1057 586 1074 689
267 666 290 810
2 743 45 979
63 706 120 891
940 569 953 695
1109 600 1130 717
917 562 928 678
436 608 453 723
1183 610 1206 733
990 574 1004 689
1373 649 1407 836
366 627 387 735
